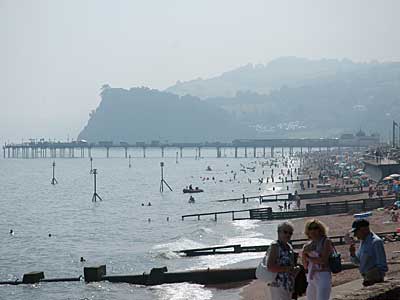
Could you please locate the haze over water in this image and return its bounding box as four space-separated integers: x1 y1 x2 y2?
0 148 300 300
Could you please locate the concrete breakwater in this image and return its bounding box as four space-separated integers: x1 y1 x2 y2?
0 263 360 287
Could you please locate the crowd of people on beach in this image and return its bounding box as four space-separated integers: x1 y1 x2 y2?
259 218 388 300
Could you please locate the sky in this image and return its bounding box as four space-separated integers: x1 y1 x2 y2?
1 0 400 143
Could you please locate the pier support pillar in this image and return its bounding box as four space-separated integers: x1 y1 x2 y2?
217 147 221 158
198 147 201 158
244 147 247 158
180 147 183 158
143 147 146 158
253 147 256 158
234 147 238 158
106 147 109 158
88 147 92 158
81 147 84 158
281 147 284 157
271 147 274 158
125 147 128 158
263 147 266 158
161 147 164 158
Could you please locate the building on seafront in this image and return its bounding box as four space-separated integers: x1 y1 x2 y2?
339 130 380 147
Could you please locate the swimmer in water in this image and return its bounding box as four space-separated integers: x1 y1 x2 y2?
9 229 14 235
80 257 86 262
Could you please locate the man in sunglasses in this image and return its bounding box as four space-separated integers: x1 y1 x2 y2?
349 219 388 286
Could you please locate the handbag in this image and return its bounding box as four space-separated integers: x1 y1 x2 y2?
292 264 307 298
256 253 276 282
328 245 342 273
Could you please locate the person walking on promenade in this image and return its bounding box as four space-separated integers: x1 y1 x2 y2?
349 219 388 286
266 221 300 300
302 219 333 300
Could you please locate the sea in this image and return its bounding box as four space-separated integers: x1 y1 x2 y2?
0 147 301 300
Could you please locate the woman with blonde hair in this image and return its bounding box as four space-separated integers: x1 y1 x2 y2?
302 219 333 300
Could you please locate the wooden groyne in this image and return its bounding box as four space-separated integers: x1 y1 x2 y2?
0 263 360 287
177 231 400 256
214 189 368 204
181 209 252 221
216 193 291 203
182 195 396 221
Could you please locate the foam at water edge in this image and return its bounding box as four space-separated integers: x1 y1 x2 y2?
153 237 206 251
151 282 213 300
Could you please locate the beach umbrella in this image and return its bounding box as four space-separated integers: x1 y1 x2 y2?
389 174 400 179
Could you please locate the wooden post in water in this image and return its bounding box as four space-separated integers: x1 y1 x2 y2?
159 162 173 192
128 155 132 168
176 152 179 164
90 157 93 174
51 161 58 185
91 169 103 202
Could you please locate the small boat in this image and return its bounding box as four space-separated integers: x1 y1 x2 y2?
183 188 204 194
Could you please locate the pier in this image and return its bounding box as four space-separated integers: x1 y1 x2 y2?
2 137 367 159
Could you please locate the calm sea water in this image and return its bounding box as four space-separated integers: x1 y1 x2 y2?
0 148 300 300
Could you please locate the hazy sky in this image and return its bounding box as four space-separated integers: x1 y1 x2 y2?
1 0 400 142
